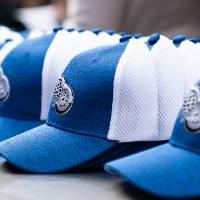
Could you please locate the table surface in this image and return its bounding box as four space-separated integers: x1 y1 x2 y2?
0 157 158 200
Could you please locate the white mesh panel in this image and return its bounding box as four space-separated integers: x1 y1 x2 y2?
178 40 200 93
40 30 120 120
150 36 184 140
108 39 159 142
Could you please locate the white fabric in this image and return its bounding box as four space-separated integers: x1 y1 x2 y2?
108 36 187 142
108 39 158 142
178 40 200 93
40 30 120 120
150 36 184 140
97 32 121 43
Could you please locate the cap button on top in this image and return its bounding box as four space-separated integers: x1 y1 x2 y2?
105 29 116 35
173 35 186 47
66 28 75 32
189 38 200 44
91 28 102 34
53 26 63 33
78 28 85 33
148 33 160 45
119 35 132 43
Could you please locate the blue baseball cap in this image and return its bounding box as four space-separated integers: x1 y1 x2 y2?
0 28 124 141
0 36 165 173
105 80 200 199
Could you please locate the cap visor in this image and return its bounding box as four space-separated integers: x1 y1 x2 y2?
0 124 117 173
105 143 200 199
0 116 43 141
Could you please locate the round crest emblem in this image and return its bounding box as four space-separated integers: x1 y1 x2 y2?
0 68 10 102
53 76 74 115
182 85 200 132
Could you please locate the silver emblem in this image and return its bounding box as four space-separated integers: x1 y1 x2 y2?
0 68 10 102
182 85 200 132
53 76 74 115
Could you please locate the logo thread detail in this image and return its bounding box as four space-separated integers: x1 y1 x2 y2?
0 68 10 102
182 85 200 132
53 76 74 115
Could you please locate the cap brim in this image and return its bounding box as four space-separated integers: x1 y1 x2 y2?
0 116 43 141
0 124 117 173
105 143 200 199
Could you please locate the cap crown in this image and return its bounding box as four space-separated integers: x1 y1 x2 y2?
47 41 128 138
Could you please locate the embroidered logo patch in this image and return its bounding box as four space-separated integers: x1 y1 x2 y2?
182 85 200 132
53 76 74 115
0 68 10 102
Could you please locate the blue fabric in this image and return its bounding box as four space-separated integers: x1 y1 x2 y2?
190 38 200 43
0 116 43 141
0 33 56 120
91 28 102 34
173 35 186 47
53 26 63 33
19 30 30 38
0 124 117 173
119 35 132 43
105 29 116 35
47 42 128 138
146 33 160 49
0 123 164 173
105 80 200 198
170 112 200 154
105 143 200 198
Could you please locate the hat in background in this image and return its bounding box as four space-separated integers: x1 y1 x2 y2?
0 28 122 141
105 79 200 199
0 26 23 43
0 25 45 66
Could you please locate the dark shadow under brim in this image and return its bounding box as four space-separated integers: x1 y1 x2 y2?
105 143 200 199
0 124 117 173
0 116 44 141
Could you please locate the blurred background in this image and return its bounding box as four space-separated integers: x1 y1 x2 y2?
1 0 200 37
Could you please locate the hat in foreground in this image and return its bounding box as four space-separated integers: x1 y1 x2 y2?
2 34 199 173
0 36 168 173
105 80 200 199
